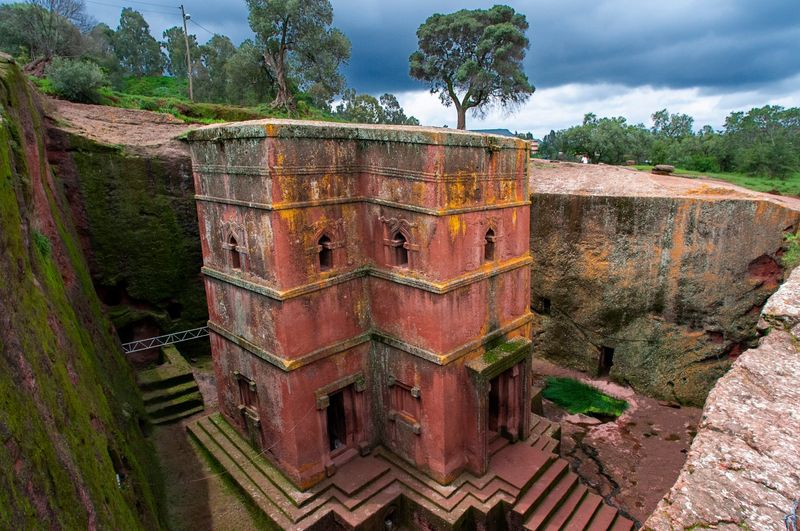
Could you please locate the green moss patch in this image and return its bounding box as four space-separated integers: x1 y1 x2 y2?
542 377 628 418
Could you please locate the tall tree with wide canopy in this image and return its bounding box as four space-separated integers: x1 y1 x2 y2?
409 5 534 129
245 0 350 110
0 2 85 63
162 26 198 78
194 34 236 103
112 8 164 76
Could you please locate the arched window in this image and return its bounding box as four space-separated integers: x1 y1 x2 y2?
392 232 408 267
318 234 333 271
484 229 496 261
228 234 241 270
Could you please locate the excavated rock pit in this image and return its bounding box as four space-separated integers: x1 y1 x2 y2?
530 160 800 406
647 266 800 530
26 94 800 528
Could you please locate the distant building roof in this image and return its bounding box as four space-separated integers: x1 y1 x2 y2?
471 128 516 137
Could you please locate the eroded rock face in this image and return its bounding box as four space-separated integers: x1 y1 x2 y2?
0 53 163 529
646 267 800 530
44 100 208 360
530 192 799 405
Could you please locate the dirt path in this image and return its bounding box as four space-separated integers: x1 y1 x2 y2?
149 359 262 531
532 359 703 525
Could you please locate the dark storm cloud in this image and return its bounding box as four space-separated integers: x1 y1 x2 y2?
330 0 800 93
11 0 798 94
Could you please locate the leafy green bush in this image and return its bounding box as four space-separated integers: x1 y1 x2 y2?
121 76 188 99
45 58 107 104
542 377 628 418
782 232 800 269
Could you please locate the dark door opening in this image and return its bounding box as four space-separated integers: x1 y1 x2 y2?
488 377 501 434
326 390 347 451
599 346 615 377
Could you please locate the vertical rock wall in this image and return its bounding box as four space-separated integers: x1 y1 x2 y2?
44 107 207 359
0 55 164 529
530 192 799 405
646 267 800 529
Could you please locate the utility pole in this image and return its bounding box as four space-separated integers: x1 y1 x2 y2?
180 4 194 102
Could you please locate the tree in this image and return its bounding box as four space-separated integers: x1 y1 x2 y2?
335 90 420 125
193 34 236 103
379 93 419 125
112 8 164 76
409 5 534 129
336 89 384 123
651 109 694 139
245 0 351 110
724 106 800 178
0 2 84 62
25 0 91 58
224 39 274 106
162 26 198 78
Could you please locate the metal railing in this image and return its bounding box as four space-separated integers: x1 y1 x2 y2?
122 326 209 354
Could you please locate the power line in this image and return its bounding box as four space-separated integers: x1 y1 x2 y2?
189 18 215 36
84 0 179 16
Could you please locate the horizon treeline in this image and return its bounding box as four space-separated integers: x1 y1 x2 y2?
539 106 800 179
0 0 419 124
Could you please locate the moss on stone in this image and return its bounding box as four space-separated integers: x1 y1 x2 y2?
57 129 209 355
0 58 164 529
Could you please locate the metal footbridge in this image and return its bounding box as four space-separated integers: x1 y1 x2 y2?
122 326 209 354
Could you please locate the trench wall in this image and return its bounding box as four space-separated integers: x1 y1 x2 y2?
530 192 800 405
646 267 800 529
0 55 164 528
45 117 208 358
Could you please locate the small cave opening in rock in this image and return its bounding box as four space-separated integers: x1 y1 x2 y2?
747 254 782 288
166 301 183 319
598 346 615 377
118 317 162 366
532 296 551 315
107 447 130 488
97 280 128 306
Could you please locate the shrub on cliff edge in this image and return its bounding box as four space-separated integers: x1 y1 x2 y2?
45 58 107 104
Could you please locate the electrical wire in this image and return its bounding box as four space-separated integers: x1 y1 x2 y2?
189 18 215 36
84 0 179 16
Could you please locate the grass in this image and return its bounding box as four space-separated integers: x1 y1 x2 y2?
634 165 800 196
542 377 628 418
29 74 340 125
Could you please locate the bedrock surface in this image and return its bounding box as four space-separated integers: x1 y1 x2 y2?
530 161 800 405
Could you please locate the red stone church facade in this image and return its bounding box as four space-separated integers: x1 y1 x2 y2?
189 120 533 490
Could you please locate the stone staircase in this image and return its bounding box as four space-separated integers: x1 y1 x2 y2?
137 345 204 424
187 413 634 530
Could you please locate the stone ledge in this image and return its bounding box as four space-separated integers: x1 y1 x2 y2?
209 313 533 371
760 267 800 330
196 193 531 216
187 118 528 151
202 254 532 300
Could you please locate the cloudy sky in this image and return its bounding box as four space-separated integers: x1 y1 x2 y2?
21 0 800 136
